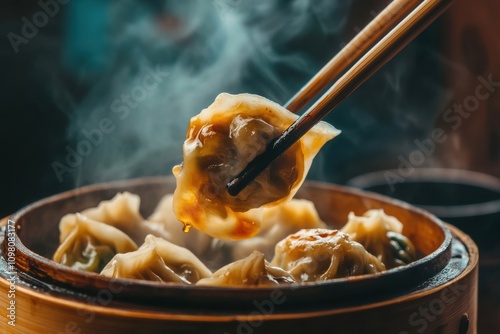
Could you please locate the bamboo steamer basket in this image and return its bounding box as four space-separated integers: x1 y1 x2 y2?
0 178 477 333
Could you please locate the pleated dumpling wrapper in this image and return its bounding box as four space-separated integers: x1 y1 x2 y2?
271 229 385 282
101 235 212 284
173 93 340 240
196 250 295 287
53 213 138 273
341 209 417 269
80 192 173 245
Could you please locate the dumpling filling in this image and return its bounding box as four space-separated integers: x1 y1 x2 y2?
341 209 417 269
173 93 340 239
53 213 138 273
101 235 212 284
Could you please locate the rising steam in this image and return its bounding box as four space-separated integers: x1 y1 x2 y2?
58 0 350 186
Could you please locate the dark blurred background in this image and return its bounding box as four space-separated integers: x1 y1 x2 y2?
0 0 498 219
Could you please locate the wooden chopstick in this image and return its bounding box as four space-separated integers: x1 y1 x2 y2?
285 0 422 113
227 0 455 196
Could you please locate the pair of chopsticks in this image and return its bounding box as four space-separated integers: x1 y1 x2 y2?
227 0 455 196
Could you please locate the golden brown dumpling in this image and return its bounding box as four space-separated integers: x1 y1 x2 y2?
53 213 138 273
271 229 385 282
173 93 340 239
341 210 416 269
196 251 295 287
100 235 212 284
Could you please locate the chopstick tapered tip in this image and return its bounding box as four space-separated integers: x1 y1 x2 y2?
226 177 243 197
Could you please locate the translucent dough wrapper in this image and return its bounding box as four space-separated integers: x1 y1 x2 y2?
80 192 173 245
149 194 326 269
341 209 417 269
101 235 212 284
53 213 138 273
271 229 385 282
148 194 231 270
196 250 295 286
173 93 340 239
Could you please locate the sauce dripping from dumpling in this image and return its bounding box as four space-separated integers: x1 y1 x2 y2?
182 223 192 233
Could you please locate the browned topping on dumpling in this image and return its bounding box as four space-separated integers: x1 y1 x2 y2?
271 228 385 282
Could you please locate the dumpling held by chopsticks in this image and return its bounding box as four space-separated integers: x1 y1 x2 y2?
173 93 339 240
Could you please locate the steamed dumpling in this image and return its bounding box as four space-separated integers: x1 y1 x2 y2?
148 194 217 257
271 229 385 282
341 210 416 269
229 199 326 261
148 194 230 270
196 251 295 286
53 213 138 273
80 192 172 245
101 235 212 284
173 93 340 240
148 195 326 268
